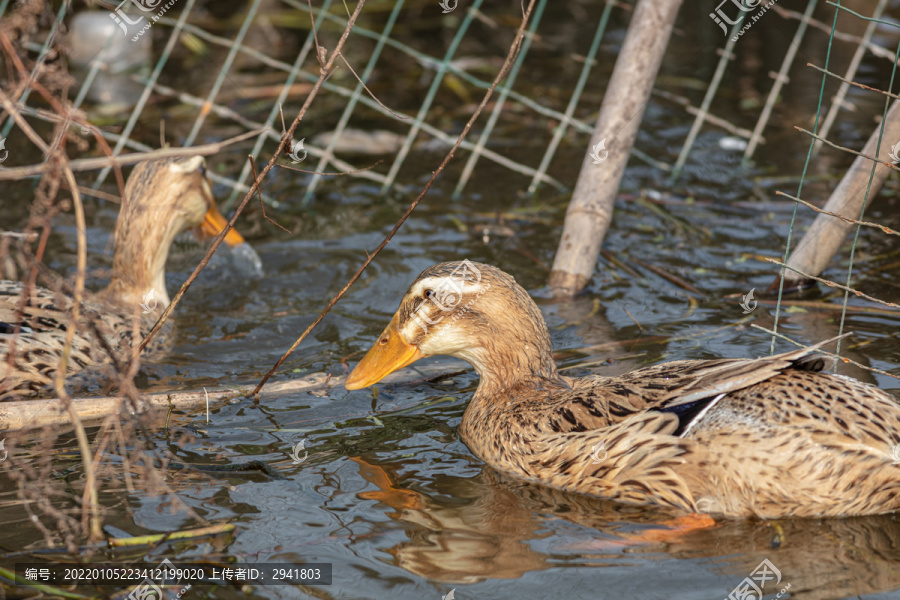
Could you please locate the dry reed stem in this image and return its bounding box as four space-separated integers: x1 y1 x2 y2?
0 362 470 430
55 159 103 542
1 69 104 537
0 129 264 180
0 11 204 546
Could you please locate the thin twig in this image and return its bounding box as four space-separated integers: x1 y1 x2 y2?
0 82 49 152
276 158 383 176
776 190 900 237
764 258 900 310
56 147 104 542
308 0 326 70
249 155 291 233
337 52 406 120
652 88 756 140
750 324 900 380
59 181 121 203
769 4 898 63
795 126 900 172
0 129 264 180
250 0 541 398
0 231 39 241
630 256 703 295
622 306 645 333
806 62 900 101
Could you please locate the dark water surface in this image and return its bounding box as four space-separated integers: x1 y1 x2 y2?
3 1 900 599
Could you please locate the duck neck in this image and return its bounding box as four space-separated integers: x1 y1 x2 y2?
98 209 178 309
461 322 565 403
456 322 566 453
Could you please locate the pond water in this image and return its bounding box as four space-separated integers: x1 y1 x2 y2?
3 1 900 599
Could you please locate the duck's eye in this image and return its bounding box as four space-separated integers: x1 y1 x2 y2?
424 289 434 299
379 336 389 345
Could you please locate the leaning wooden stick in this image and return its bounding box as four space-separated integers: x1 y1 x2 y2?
250 0 540 398
773 98 900 290
1 360 471 430
549 0 682 296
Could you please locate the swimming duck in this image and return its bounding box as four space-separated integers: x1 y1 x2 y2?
0 155 245 401
345 261 900 519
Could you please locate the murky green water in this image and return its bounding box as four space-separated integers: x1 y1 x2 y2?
3 1 900 598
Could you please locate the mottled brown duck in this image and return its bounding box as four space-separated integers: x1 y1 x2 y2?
0 155 245 401
345 261 900 519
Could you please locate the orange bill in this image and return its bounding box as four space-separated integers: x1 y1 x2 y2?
345 313 424 390
199 204 245 246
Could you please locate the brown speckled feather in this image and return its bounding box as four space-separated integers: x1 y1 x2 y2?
356 261 900 518
0 156 213 401
0 280 169 400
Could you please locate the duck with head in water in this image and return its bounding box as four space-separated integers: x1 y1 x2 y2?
346 261 900 519
0 155 246 400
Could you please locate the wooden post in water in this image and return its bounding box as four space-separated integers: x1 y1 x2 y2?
549 0 682 296
774 99 900 290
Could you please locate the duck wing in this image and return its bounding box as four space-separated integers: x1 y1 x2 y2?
0 281 153 400
547 336 843 434
0 280 72 333
657 338 837 409
0 281 95 398
527 410 700 511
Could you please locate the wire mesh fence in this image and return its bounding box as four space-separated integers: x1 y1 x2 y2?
0 0 742 204
762 0 900 377
2 0 900 379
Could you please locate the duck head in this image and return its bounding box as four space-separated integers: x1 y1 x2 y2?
345 261 562 396
103 155 245 308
